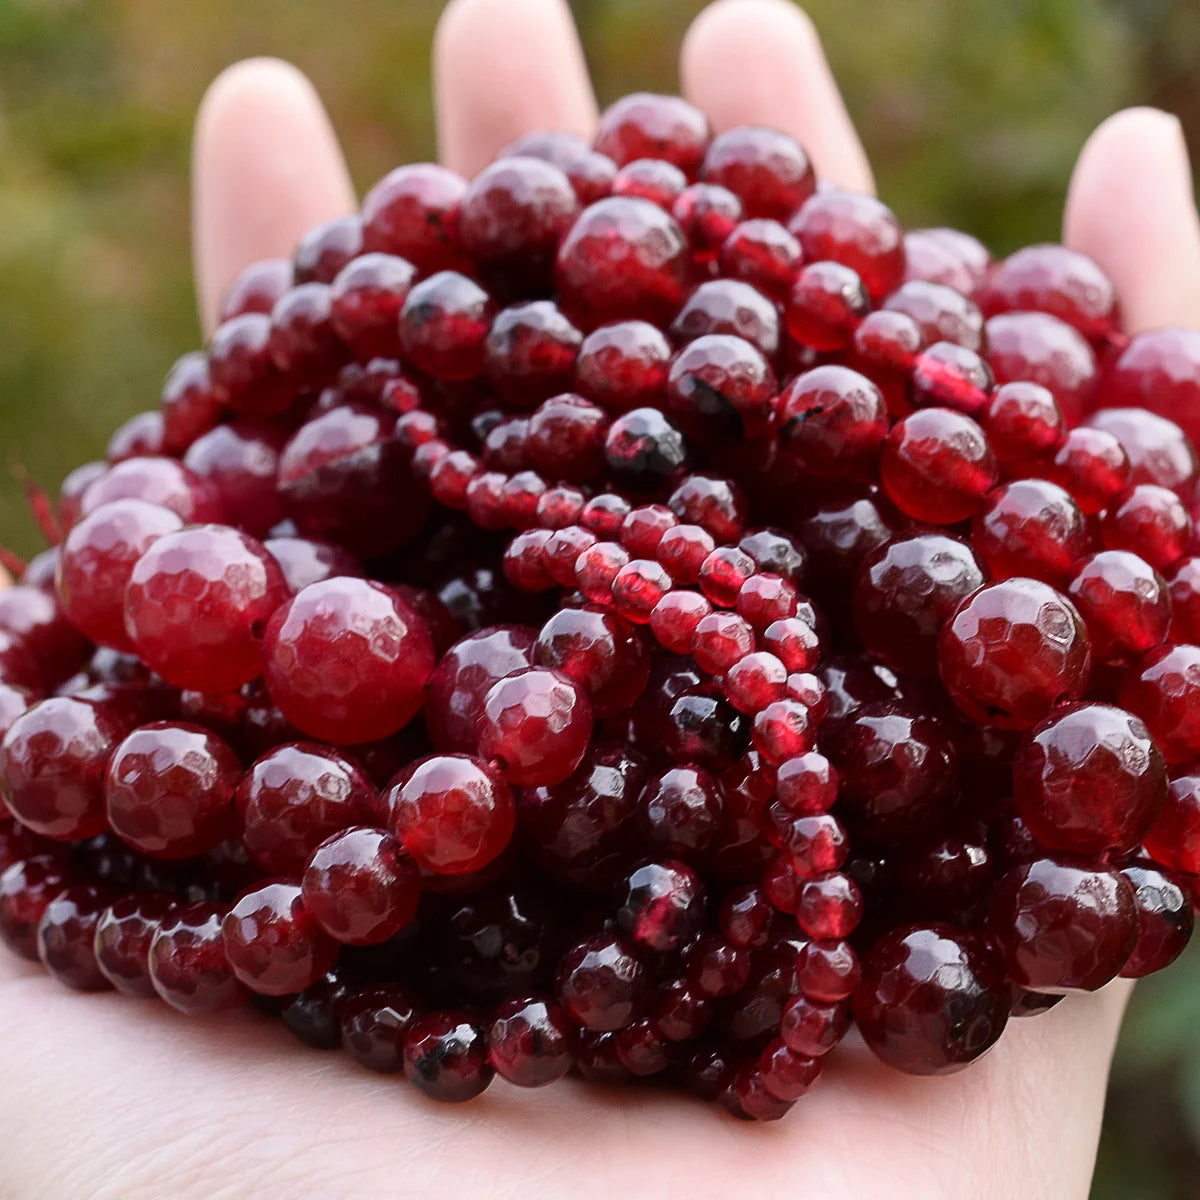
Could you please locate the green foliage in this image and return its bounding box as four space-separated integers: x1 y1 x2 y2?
0 2 1196 1190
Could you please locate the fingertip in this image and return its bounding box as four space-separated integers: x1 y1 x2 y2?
434 0 597 178
681 0 874 194
1065 106 1200 332
193 57 355 333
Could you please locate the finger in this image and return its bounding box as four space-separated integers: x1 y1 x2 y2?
435 0 598 178
681 0 873 195
1064 107 1200 332
193 58 355 334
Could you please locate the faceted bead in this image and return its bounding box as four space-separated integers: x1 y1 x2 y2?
788 190 905 302
638 765 726 859
784 261 869 351
1045 426 1131 516
1101 328 1200 449
777 366 888 480
1119 644 1200 763
340 984 423 1072
37 884 113 991
701 126 815 220
403 1012 493 1102
574 320 671 413
361 163 468 272
487 995 576 1086
972 478 1088 586
534 605 650 716
852 924 1009 1074
1119 862 1194 978
985 311 1097 424
1087 406 1197 495
615 860 705 952
1067 551 1170 665
556 932 645 1031
1101 484 1191 571
593 93 710 174
0 855 72 959
149 901 246 1014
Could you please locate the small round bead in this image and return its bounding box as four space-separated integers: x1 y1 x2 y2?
593 92 710 173
985 311 1097 425
0 855 72 959
293 214 362 283
615 860 705 952
1119 644 1200 764
788 189 905 301
796 872 863 940
403 1012 493 1103
543 525 599 587
778 366 889 481
340 984 423 1072
487 996 576 1087
972 478 1088 586
1067 551 1170 664
1144 770 1200 875
672 184 744 260
391 754 515 874
760 617 820 673
222 880 338 996
361 163 468 272
702 125 815 219
667 474 746 543
556 932 645 1031
1101 484 1191 571
775 752 838 815
604 406 688 492
719 884 774 949
656 524 716 585
784 261 870 351
691 611 756 674
795 938 861 1001
36 885 112 992
753 699 817 764
219 258 292 322
399 271 494 382
1045 426 1131 515
1087 406 1196 495
574 320 671 413
687 933 750 998
853 925 1009 1075
502 529 556 593
649 590 712 654
612 157 687 208
301 827 420 945
983 381 1065 470
719 219 802 297
938 578 1092 729
881 408 998 524
477 667 593 787
611 558 673 624
638 765 726 859
574 540 630 604
698 546 757 608
1119 862 1194 978
94 892 172 997
780 995 850 1058
989 856 1137 991
580 493 633 539
149 901 246 1015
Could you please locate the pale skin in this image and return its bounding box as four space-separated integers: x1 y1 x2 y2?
2 1 1199 1196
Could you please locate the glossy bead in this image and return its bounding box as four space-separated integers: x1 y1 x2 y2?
760 617 820 673
0 855 72 959
1144 770 1200 876
796 872 863 940
777 366 888 480
534 605 650 717
937 579 1092 729
399 271 493 381
574 320 671 413
852 925 1009 1075
301 827 419 944
477 667 593 787
795 938 860 1002
93 892 171 997
972 479 1087 586
236 742 380 876
691 610 756 674
340 984 423 1072
1087 406 1196 495
222 880 338 996
881 408 998 524
557 932 645 1031
487 995 575 1086
604 407 688 493
985 311 1097 425
263 578 435 745
1101 328 1200 449
1045 426 1131 516
615 860 705 952
361 163 467 272
687 933 751 998
149 901 245 1014
1119 644 1200 763
982 381 1066 470
788 190 905 302
1101 484 1191 571
219 258 292 322
853 532 984 678
403 1012 493 1102
612 157 687 208
124 525 289 693
784 261 869 351
649 590 712 654
1066 551 1170 665
390 754 515 874
656 524 716 585
593 93 710 173
1119 862 1194 978
104 722 240 859
911 342 993 416
293 214 362 283
989 855 1137 991
36 885 112 991
701 126 814 219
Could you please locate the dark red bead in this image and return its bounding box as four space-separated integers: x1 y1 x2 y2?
557 932 645 1031
149 901 245 1014
403 1012 493 1102
1119 861 1194 978
487 995 575 1086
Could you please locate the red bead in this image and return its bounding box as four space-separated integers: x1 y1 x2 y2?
1101 328 1200 450
486 301 582 407
775 752 838 815
1119 862 1194 978
329 252 414 358
593 93 710 174
477 667 593 787
972 478 1088 586
574 320 671 413
58 499 184 651
184 420 287 538
656 523 716 585
781 994 850 1058
149 901 246 1014
698 545 756 608
1045 426 1131 515
668 474 747 544
1 697 129 840
983 381 1066 471
0 585 89 688
1014 702 1166 855
556 932 646 1031
1101 484 1191 571
884 280 984 350
207 313 294 417
293 214 362 284
911 342 993 416
649 590 712 654
105 722 240 859
638 764 725 859
977 244 1117 341
94 892 172 997
788 190 905 302
724 651 787 714
852 925 1009 1074
797 872 863 939
701 126 815 220
619 504 678 557
301 827 419 945
0 855 72 959
580 493 632 539
222 880 338 996
691 610 756 674
403 1012 493 1102
938 578 1092 729
777 366 888 480
107 411 165 464
612 157 687 208
719 219 802 298
574 540 630 604
989 856 1137 991
1145 769 1200 875
784 261 869 351
218 257 292 322
615 859 705 952
124 524 289 693
795 938 860 1001
610 559 672 625
502 529 555 592
556 197 690 327
718 883 774 949
881 407 998 524
361 163 468 273
672 183 743 261
36 884 112 992
487 995 576 1087
1067 551 1170 664
687 933 750 997
391 754 515 875
268 282 345 382
263 578 435 745
753 699 816 764
985 311 1097 424
760 616 820 673
236 742 381 875
1119 644 1200 764
1169 557 1200 643
666 334 775 445
399 271 494 381
850 310 923 410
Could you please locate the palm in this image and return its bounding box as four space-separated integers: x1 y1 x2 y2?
4 2 1200 1197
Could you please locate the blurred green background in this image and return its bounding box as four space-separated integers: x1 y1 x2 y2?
1 0 1199 1191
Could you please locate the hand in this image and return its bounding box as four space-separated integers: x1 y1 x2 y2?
4 2 1199 1196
